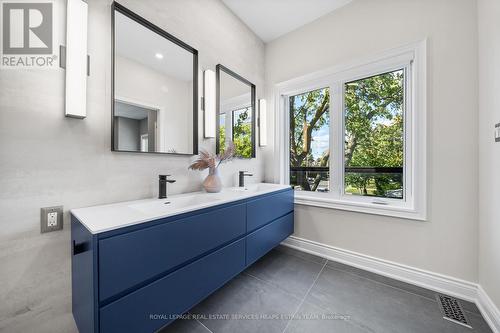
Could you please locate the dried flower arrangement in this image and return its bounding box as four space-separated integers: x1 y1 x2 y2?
188 142 235 171
189 142 235 193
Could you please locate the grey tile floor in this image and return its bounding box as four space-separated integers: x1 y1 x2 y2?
160 246 492 333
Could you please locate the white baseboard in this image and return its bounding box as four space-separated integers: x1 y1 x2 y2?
477 285 500 333
282 236 478 300
281 236 499 333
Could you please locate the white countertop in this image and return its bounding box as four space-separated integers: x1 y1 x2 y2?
71 183 291 234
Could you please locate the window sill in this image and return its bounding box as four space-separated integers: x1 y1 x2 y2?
294 192 426 221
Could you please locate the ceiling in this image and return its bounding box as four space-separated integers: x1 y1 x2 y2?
115 11 193 82
221 0 352 43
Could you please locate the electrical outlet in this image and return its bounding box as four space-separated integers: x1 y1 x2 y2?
47 212 58 227
41 206 63 233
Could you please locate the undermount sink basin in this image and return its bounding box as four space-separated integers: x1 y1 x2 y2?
128 195 221 215
128 184 288 216
71 182 291 234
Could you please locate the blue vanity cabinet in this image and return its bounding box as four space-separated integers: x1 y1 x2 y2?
100 239 246 333
246 189 294 232
98 203 246 302
72 188 293 333
245 190 295 265
72 217 99 333
246 212 294 266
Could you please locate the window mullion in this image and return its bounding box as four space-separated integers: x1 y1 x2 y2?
404 63 413 204
330 81 343 199
282 95 290 185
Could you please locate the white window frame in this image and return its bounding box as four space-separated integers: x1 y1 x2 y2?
220 93 252 146
273 40 427 221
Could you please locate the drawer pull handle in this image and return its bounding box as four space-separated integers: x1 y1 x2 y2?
73 240 89 255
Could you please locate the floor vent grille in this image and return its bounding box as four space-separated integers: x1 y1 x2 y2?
436 294 472 329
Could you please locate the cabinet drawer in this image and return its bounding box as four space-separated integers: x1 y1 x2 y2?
246 212 294 266
99 238 245 333
246 189 293 232
98 203 246 301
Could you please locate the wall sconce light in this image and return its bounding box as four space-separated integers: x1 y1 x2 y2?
259 99 267 146
204 69 216 138
64 0 88 119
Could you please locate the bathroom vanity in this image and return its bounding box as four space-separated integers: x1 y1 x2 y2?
71 184 293 333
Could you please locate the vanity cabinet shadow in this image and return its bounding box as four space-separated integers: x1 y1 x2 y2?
111 2 198 155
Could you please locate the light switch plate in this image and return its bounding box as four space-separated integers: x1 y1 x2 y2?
495 123 500 142
41 206 63 233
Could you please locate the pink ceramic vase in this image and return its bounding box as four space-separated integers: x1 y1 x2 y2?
203 167 222 193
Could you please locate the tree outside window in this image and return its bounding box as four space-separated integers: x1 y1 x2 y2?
219 113 226 155
344 70 404 199
289 88 330 192
288 70 404 198
232 107 252 158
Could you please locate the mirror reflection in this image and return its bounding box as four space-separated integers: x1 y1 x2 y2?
217 65 255 159
112 5 198 155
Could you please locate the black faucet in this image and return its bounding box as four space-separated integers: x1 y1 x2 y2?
238 171 253 187
159 175 176 199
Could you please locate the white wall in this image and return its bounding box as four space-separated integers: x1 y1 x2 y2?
264 0 479 282
478 0 500 312
115 116 141 150
0 0 265 331
115 55 193 153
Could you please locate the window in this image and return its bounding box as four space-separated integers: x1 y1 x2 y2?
218 112 226 153
232 106 252 158
289 88 330 192
277 42 426 220
344 70 404 199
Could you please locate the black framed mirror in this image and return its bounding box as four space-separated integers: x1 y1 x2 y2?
111 2 198 155
216 64 256 159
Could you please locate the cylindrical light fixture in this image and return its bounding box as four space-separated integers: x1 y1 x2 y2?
259 99 267 146
203 69 216 138
65 0 88 119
